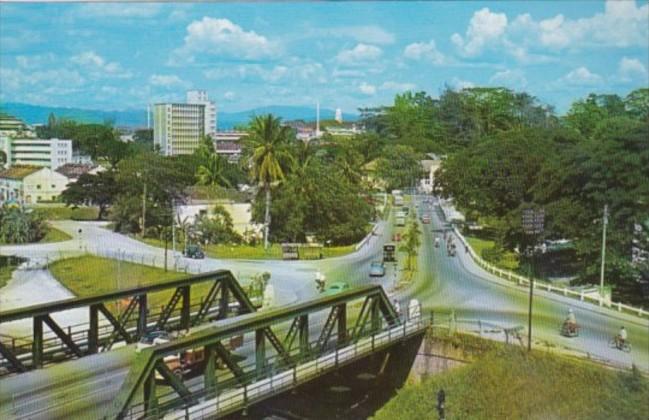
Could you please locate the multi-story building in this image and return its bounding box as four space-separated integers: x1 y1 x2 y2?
0 165 69 204
213 131 246 160
0 113 34 138
153 103 205 156
0 136 72 169
186 90 217 136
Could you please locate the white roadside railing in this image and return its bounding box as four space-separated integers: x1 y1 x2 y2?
451 226 648 320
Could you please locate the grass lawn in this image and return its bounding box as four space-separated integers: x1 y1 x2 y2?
140 237 357 260
0 265 14 289
33 206 99 221
465 235 519 271
48 256 193 311
374 339 649 420
0 225 71 245
40 226 73 243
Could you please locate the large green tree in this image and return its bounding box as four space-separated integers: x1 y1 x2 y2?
244 114 294 249
61 171 119 220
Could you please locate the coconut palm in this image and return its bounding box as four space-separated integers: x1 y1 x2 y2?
245 114 294 249
197 153 232 188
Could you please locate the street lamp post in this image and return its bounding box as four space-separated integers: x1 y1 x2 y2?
522 207 544 352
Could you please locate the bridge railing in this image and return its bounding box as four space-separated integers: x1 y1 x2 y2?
154 314 427 420
451 227 648 320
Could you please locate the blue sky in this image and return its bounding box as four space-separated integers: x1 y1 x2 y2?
1 1 647 114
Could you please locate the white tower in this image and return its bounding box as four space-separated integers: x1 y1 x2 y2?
146 104 151 129
335 108 343 123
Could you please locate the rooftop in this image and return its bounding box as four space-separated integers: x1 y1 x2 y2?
0 165 42 180
55 163 97 179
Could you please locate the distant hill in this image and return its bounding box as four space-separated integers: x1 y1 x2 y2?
0 102 359 130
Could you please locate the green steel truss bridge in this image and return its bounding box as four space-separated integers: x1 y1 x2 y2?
109 283 423 419
0 271 259 375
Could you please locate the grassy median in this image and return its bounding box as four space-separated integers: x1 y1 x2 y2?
373 337 649 420
140 238 356 260
49 255 191 311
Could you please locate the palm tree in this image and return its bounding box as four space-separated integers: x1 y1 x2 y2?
245 114 294 249
197 153 232 188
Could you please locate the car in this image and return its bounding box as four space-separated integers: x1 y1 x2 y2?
136 330 170 352
325 281 350 295
183 244 205 259
422 215 431 224
369 261 386 277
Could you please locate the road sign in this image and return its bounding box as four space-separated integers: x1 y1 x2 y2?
522 208 544 235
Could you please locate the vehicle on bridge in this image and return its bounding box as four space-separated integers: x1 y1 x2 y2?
183 244 205 259
369 261 386 277
325 281 350 295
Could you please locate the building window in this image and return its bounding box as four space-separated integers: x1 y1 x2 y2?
37 184 41 189
51 184 56 188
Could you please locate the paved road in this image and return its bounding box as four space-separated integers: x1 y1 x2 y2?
0 202 647 418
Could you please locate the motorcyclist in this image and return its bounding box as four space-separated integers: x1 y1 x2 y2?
616 326 627 348
564 308 577 334
315 271 326 293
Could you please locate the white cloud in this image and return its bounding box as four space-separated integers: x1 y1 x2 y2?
15 54 56 70
203 60 325 84
172 17 279 62
617 57 648 82
224 91 236 101
451 8 508 56
559 67 603 86
489 69 527 89
332 69 366 79
380 81 416 92
358 82 377 95
336 43 382 65
403 40 446 64
319 25 395 45
149 74 190 88
449 77 475 91
0 67 85 94
452 1 649 62
79 4 162 18
71 51 131 78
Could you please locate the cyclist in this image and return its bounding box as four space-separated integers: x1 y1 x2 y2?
564 308 577 334
616 326 628 348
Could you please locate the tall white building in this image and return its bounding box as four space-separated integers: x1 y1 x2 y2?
0 136 72 169
335 108 343 123
186 90 217 135
154 103 205 156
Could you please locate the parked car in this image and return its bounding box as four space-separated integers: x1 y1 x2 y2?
325 281 350 295
183 244 205 259
369 261 386 277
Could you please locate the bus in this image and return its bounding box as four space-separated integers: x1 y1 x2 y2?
383 243 396 262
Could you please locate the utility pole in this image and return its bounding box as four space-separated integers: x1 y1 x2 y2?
171 199 176 258
522 208 544 352
599 204 608 305
141 181 147 238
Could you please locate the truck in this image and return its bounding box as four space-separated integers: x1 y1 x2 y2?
394 195 404 206
396 216 406 227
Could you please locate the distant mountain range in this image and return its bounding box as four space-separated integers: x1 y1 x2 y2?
0 102 359 130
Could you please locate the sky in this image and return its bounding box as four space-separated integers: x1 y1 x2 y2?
0 1 648 114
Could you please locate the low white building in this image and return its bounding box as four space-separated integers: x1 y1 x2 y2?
213 131 246 160
0 165 69 204
176 200 263 239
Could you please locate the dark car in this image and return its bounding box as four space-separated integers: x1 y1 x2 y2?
183 244 205 259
